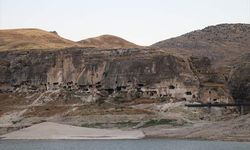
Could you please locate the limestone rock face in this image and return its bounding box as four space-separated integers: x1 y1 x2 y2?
229 53 250 105
0 48 232 103
150 23 250 107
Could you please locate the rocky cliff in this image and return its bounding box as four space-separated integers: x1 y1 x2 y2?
152 23 250 104
0 47 232 104
228 53 250 110
2 24 248 106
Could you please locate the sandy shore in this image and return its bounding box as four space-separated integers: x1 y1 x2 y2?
0 122 145 139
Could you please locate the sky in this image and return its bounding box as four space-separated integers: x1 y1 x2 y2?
0 0 249 45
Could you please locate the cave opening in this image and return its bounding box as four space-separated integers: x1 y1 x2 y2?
169 85 175 89
137 83 144 87
149 91 157 96
53 82 59 85
96 84 102 88
181 98 187 101
121 86 126 89
185 91 192 95
67 81 73 85
116 86 122 91
105 89 114 94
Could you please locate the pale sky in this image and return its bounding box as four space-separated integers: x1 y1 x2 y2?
0 0 249 45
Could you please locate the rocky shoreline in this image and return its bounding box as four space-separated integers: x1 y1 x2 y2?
143 115 250 142
0 122 145 140
1 113 250 142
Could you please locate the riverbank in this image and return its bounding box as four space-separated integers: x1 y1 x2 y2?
0 122 145 140
143 114 250 142
1 99 249 141
1 117 250 142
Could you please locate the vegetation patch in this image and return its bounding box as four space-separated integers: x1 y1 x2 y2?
81 121 139 128
140 119 184 128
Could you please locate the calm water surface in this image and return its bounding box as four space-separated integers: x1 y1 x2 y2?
0 139 250 150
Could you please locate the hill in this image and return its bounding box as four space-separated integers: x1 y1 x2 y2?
77 34 140 49
0 28 80 51
152 24 250 67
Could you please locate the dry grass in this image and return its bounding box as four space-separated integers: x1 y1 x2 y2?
77 34 141 49
67 104 153 116
0 28 81 51
23 105 72 117
0 29 141 51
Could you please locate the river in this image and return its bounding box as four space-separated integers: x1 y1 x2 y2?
1 139 250 150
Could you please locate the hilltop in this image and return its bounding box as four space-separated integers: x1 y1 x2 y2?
0 28 80 51
77 34 140 49
0 29 141 51
152 23 250 67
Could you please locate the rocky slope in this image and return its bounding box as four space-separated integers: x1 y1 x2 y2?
152 23 250 104
152 23 250 67
78 35 140 49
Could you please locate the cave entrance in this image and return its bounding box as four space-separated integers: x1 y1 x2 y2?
105 89 114 94
169 85 175 89
185 91 192 95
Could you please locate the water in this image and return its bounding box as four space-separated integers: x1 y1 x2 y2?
0 139 250 150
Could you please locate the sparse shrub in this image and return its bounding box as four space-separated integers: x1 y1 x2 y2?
140 119 180 128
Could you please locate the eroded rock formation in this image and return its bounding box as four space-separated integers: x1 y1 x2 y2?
0 48 232 104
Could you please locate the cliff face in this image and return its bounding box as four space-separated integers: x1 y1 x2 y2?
0 48 232 104
228 53 250 108
151 24 250 104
